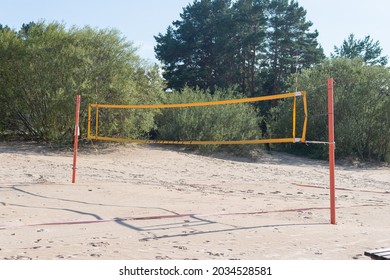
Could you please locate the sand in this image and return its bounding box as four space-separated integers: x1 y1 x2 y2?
0 142 389 260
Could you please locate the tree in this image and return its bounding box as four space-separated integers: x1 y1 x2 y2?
264 0 324 95
155 0 235 91
155 0 324 97
18 21 37 40
333 34 388 66
0 22 165 143
231 0 267 96
0 24 12 31
269 58 390 162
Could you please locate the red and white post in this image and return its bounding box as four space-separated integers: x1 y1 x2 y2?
72 95 81 184
328 78 336 224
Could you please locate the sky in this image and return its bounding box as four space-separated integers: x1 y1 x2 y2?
1 0 390 63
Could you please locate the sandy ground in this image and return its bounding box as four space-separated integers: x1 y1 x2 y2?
0 142 389 260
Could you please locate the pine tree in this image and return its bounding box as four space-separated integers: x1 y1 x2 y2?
333 34 388 66
264 0 324 94
155 0 324 97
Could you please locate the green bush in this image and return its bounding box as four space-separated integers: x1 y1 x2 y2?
156 87 262 155
0 22 165 144
269 58 390 162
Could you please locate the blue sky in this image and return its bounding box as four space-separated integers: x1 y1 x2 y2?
2 0 390 63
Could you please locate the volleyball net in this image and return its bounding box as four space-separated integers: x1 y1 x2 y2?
87 91 308 145
79 82 335 225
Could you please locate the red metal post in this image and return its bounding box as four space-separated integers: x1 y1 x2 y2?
328 78 336 224
72 95 81 184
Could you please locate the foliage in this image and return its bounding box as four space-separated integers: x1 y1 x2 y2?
155 0 324 96
0 21 165 143
264 0 325 94
157 87 262 154
155 0 237 91
332 34 388 66
269 58 390 162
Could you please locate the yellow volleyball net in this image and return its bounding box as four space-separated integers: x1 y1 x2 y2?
87 91 308 145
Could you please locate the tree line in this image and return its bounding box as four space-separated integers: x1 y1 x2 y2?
0 0 389 162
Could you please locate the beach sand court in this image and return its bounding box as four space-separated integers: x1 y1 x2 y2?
0 143 389 260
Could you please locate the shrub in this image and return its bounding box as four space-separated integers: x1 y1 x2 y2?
0 22 165 143
269 58 390 162
156 87 262 155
